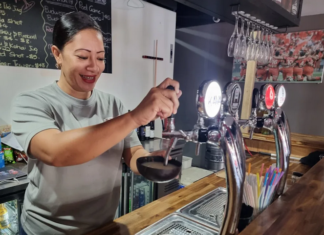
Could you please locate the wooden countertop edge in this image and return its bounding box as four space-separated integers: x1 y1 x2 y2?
89 155 310 235
88 173 226 235
243 132 324 150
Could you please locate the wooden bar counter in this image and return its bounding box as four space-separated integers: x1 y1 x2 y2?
243 132 324 159
88 154 309 235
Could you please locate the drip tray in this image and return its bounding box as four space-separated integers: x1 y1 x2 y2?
135 213 218 235
176 187 227 230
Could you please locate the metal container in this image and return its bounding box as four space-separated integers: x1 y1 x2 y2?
176 187 227 230
205 144 225 172
135 213 218 235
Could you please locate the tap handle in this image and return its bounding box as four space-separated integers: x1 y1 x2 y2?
256 117 264 128
249 127 254 139
250 89 258 140
166 85 175 118
164 137 178 166
195 142 203 156
252 88 259 110
190 128 208 156
198 129 208 142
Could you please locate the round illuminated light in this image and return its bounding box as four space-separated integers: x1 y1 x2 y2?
264 85 275 110
204 81 222 118
275 85 286 108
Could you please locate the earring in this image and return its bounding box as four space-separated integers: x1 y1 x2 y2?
55 63 62 69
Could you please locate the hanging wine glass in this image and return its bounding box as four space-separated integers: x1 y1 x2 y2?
228 12 239 57
264 30 270 63
259 26 266 63
269 26 276 61
260 22 268 63
245 18 252 61
254 24 261 62
248 17 256 61
240 17 247 59
259 26 266 62
265 26 272 62
233 16 243 58
256 19 266 62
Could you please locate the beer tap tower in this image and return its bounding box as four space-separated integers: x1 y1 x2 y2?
163 81 246 235
252 84 290 196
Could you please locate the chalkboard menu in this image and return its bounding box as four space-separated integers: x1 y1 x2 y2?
0 0 112 73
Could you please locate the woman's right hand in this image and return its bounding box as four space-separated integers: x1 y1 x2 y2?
130 78 182 126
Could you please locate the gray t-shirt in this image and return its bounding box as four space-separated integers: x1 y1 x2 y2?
11 82 141 235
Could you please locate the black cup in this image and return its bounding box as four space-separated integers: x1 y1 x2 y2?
137 156 182 183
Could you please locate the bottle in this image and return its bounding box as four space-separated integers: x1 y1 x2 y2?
253 110 264 134
139 125 146 141
137 126 140 140
3 145 15 165
261 110 271 135
145 124 150 140
144 184 150 205
150 121 155 140
0 204 10 229
133 188 139 210
128 185 132 213
0 151 4 168
0 139 4 168
139 188 145 208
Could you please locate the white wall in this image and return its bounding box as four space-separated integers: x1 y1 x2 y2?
0 0 176 137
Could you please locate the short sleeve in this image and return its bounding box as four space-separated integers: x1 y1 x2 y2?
117 100 141 149
11 93 59 156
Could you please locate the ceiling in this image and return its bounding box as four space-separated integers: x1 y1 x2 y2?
301 0 324 16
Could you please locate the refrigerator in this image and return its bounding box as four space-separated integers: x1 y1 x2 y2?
114 162 154 219
0 190 25 235
0 163 28 235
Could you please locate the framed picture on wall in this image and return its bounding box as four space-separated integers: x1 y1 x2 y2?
232 30 324 83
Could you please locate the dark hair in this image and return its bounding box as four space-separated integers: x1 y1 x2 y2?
275 51 280 56
289 51 293 56
300 51 305 57
53 11 102 50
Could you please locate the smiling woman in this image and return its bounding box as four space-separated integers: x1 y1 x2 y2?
51 11 105 99
11 11 182 235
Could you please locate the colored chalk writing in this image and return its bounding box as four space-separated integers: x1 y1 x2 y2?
0 0 112 73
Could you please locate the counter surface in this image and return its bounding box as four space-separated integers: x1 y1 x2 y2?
0 163 28 199
89 154 310 235
243 132 324 158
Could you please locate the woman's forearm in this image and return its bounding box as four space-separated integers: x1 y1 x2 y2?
30 112 138 166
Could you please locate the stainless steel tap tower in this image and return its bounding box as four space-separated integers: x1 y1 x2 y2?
163 81 246 235
252 84 290 196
